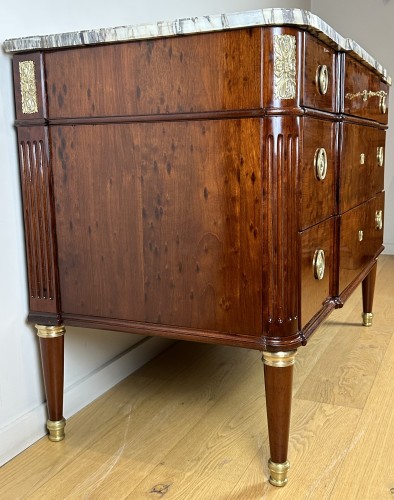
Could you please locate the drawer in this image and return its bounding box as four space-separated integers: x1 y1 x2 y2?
339 192 384 293
340 123 385 212
302 32 338 113
343 55 389 124
44 29 262 119
300 217 334 327
299 117 336 230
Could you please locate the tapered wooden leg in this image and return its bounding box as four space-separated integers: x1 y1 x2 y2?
362 262 377 327
35 325 66 441
262 350 297 487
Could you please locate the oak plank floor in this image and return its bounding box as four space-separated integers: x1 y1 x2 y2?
1 255 393 499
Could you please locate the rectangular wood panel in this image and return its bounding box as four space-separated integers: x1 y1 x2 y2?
299 217 334 327
343 55 389 124
299 117 336 230
339 192 384 293
52 119 263 336
44 29 262 119
339 123 385 213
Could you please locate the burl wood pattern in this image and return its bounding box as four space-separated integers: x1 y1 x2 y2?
53 120 263 337
17 126 59 313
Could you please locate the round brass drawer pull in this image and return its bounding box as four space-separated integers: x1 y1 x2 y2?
375 210 383 230
377 146 384 167
314 148 328 180
313 249 325 280
358 230 364 242
316 65 329 95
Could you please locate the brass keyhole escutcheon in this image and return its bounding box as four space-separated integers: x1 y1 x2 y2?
360 153 365 165
375 210 383 230
358 230 364 242
314 148 328 181
377 146 384 167
316 65 329 95
313 249 325 280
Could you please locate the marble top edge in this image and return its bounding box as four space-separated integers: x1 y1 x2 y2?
2 8 391 83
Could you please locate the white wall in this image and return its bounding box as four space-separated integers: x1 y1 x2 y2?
0 0 312 467
311 0 394 254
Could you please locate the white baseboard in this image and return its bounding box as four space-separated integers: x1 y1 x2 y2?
0 336 173 466
383 244 394 255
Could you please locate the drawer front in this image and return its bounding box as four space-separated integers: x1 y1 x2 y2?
340 123 385 213
300 117 336 230
343 55 389 124
302 32 338 113
339 192 384 293
44 29 262 118
300 217 334 327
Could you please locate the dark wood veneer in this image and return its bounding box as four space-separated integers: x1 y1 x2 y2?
9 22 389 487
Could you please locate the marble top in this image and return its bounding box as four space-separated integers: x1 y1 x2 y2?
3 8 391 84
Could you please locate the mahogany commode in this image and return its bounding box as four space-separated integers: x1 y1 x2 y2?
4 8 390 487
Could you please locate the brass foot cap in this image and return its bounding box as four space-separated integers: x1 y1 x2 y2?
362 312 374 327
47 418 66 442
268 459 290 487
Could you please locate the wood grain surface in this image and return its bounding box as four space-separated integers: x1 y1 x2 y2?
1 255 393 499
52 119 263 337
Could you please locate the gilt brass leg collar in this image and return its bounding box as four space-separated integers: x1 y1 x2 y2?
47 418 66 442
362 312 374 327
262 350 297 368
268 459 290 487
35 325 65 338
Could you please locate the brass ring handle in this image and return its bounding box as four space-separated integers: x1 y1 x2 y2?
375 210 383 230
314 148 328 180
377 146 384 167
316 65 329 95
313 249 325 280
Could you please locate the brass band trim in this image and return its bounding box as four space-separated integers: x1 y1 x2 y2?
268 459 290 487
47 418 66 442
35 325 65 338
362 312 374 327
262 350 297 368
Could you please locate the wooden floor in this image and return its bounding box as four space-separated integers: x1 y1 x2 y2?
1 255 394 499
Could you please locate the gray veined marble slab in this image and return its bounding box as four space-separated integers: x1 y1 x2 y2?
2 7 391 84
